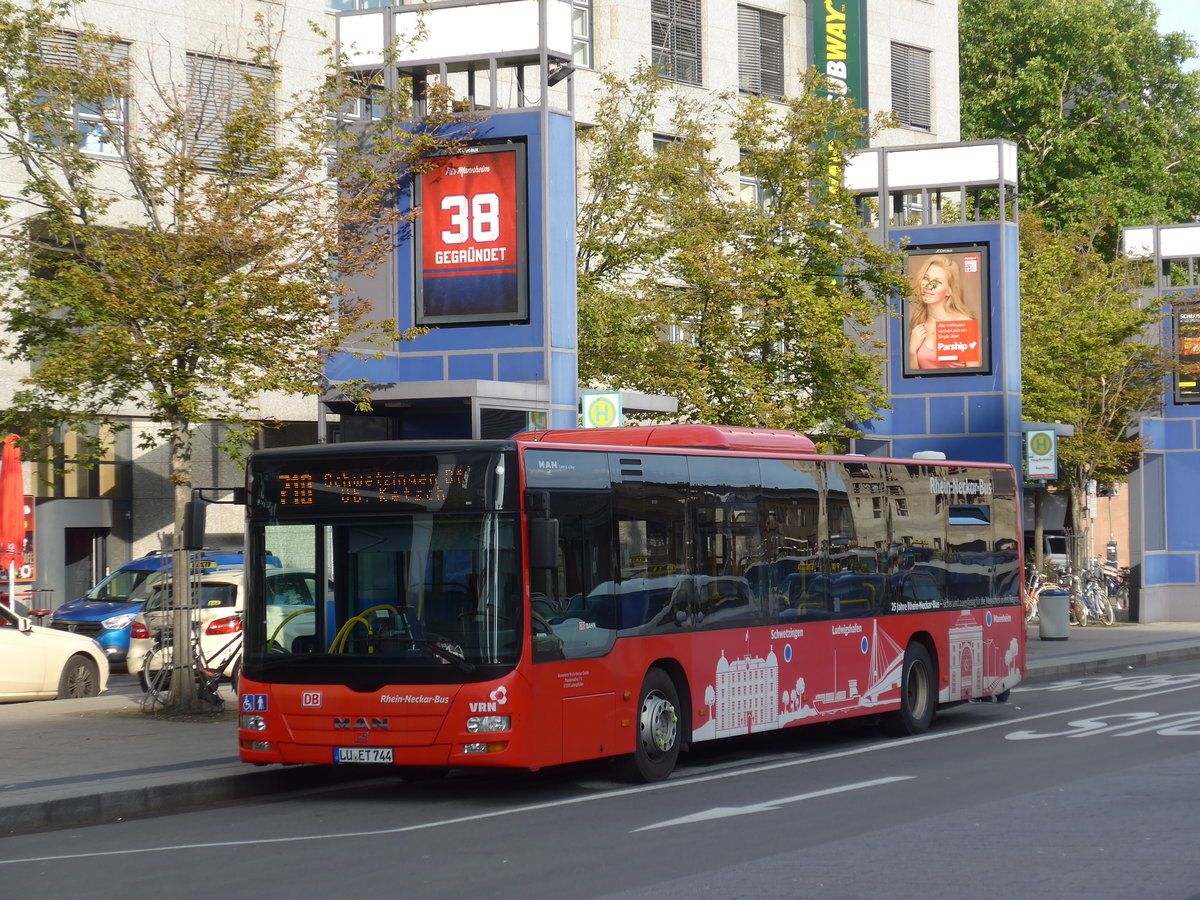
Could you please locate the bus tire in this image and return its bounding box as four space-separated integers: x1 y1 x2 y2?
886 642 936 736
614 668 681 783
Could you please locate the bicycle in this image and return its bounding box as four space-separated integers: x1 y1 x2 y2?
1101 563 1130 613
139 614 243 711
1027 562 1072 625
1072 564 1116 627
1023 563 1043 623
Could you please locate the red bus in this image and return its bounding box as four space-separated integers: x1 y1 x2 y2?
235 425 1025 781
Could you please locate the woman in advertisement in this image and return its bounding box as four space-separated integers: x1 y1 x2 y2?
908 254 979 370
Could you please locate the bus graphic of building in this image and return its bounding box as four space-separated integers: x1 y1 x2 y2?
713 647 780 736
948 612 984 700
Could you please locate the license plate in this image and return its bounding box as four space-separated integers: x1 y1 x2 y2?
334 747 394 764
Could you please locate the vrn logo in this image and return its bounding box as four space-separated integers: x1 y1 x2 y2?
333 717 389 731
470 686 509 713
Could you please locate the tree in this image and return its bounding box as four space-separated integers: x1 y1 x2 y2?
576 67 907 439
960 0 1200 250
1019 213 1170 571
0 1 469 709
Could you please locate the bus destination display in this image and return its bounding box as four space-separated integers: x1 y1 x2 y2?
272 466 472 509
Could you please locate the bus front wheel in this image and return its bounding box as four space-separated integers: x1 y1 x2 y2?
886 642 936 736
614 668 681 783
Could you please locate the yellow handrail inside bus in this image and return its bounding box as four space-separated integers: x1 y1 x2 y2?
329 616 370 653
269 608 315 650
328 605 400 654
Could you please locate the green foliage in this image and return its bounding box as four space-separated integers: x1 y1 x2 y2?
0 2 470 511
576 67 906 438
1019 213 1170 564
960 0 1200 248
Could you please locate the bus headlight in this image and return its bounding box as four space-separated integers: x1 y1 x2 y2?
240 714 267 731
465 715 510 733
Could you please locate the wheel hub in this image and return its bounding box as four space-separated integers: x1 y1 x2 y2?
639 693 678 754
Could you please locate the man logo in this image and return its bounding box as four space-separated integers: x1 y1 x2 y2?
334 717 389 730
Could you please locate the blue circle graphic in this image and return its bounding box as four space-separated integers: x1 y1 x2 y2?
860 636 869 654
784 644 793 663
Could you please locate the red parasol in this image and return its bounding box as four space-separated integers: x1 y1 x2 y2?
0 435 25 593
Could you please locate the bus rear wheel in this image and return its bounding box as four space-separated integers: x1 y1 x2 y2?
886 642 936 736
614 668 681 783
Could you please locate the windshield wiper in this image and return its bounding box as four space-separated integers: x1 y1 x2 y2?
410 638 476 672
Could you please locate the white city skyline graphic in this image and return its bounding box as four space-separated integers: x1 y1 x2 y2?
692 613 1022 740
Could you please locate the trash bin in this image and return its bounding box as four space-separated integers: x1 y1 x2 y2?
1038 589 1070 641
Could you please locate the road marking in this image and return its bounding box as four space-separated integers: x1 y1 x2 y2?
1007 710 1200 740
3 679 1199 866
1017 673 1200 693
632 776 914 832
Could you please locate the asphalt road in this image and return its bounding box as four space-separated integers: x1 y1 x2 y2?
4 660 1200 899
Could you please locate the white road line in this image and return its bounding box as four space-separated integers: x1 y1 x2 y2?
632 776 915 832
3 678 1198 867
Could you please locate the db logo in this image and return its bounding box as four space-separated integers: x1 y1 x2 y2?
301 691 323 708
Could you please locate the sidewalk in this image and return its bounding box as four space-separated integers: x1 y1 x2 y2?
4 619 1200 838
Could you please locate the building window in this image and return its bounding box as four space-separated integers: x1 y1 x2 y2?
573 0 593 68
336 74 385 123
326 0 391 10
39 31 129 157
652 0 702 86
652 133 679 153
891 42 932 131
29 425 132 501
738 149 775 211
326 75 383 177
186 53 274 170
737 6 783 98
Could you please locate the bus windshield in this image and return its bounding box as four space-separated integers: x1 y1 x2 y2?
244 447 523 679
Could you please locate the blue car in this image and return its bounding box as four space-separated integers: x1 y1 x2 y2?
49 549 278 667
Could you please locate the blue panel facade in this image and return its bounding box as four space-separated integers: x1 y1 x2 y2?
447 354 495 381
1132 281 1200 619
328 109 578 434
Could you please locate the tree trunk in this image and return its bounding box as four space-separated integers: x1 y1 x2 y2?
164 421 205 712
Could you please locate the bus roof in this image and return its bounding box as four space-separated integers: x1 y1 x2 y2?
515 424 817 454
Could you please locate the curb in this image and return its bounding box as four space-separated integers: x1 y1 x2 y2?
1023 645 1200 684
1 765 383 838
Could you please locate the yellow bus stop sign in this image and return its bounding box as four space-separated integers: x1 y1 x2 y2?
1025 429 1057 479
581 392 622 429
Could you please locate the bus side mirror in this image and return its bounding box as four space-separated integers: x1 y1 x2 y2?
529 517 559 570
183 500 206 551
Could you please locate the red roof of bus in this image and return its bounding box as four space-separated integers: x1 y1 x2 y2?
514 424 817 454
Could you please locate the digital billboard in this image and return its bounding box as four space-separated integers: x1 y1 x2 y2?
413 141 528 326
902 245 991 377
1175 302 1200 405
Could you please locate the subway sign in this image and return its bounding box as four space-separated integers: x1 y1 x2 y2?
812 0 864 106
